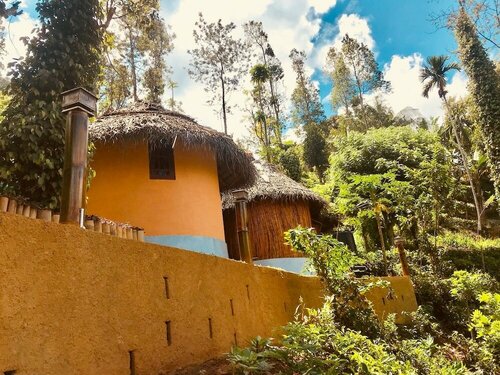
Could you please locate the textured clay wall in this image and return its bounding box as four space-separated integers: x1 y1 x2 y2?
86 140 225 240
0 213 417 375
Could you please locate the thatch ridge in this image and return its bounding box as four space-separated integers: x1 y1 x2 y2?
222 160 326 211
89 102 256 191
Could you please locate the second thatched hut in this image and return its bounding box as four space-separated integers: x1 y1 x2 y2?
222 160 331 273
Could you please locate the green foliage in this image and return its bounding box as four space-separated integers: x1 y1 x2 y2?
329 126 454 253
289 48 329 181
285 227 380 337
455 8 500 204
0 0 103 208
469 292 500 360
277 144 302 182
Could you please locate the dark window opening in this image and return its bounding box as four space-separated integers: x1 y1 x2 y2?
4 371 16 375
148 142 175 180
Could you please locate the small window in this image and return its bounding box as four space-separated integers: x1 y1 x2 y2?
148 141 175 180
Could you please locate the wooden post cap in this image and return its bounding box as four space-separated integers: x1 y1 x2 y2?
61 87 97 116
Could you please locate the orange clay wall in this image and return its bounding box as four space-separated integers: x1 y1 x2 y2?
86 140 225 240
0 213 417 375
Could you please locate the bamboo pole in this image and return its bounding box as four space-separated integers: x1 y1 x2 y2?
137 229 145 242
94 219 102 233
102 222 111 235
110 223 117 236
16 204 24 215
7 199 17 214
84 219 95 231
0 196 9 212
22 205 31 218
37 209 52 222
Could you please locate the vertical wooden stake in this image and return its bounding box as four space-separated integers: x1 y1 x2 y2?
0 196 8 212
395 236 410 276
233 190 253 264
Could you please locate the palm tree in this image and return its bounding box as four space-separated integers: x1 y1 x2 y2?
167 79 178 111
421 55 483 234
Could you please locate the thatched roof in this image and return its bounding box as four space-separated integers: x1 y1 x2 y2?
222 160 326 212
89 102 256 191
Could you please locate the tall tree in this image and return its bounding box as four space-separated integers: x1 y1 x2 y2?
326 35 388 131
99 1 174 109
249 63 272 161
142 11 173 103
289 49 329 181
421 55 483 233
0 0 103 208
326 47 356 117
244 21 285 144
188 13 248 135
455 7 500 205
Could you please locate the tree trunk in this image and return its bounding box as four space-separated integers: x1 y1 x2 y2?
375 209 388 275
443 96 483 234
221 77 228 135
129 28 138 102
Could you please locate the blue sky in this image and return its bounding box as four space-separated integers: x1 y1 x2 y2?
3 0 468 138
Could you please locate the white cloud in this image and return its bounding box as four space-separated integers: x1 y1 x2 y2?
312 13 374 72
1 12 37 72
375 53 468 121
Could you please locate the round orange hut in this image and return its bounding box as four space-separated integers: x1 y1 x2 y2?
86 102 255 257
222 161 327 273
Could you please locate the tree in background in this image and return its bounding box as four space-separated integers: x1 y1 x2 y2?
249 63 272 161
421 55 484 233
142 11 174 103
330 127 454 258
188 13 248 135
99 0 174 108
455 7 500 206
244 21 285 145
0 0 103 208
326 34 389 131
289 49 329 181
326 45 356 117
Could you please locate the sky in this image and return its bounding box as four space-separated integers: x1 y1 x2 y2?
1 0 469 139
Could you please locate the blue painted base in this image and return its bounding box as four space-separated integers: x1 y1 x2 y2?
145 235 229 258
254 258 314 275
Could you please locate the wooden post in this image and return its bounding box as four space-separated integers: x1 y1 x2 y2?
137 229 145 242
16 204 24 215
395 236 410 276
22 205 31 218
60 87 97 225
0 196 8 212
37 209 52 222
30 208 38 219
233 190 253 264
7 199 17 214
84 218 95 230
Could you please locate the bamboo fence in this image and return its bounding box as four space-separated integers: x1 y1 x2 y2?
0 195 145 242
